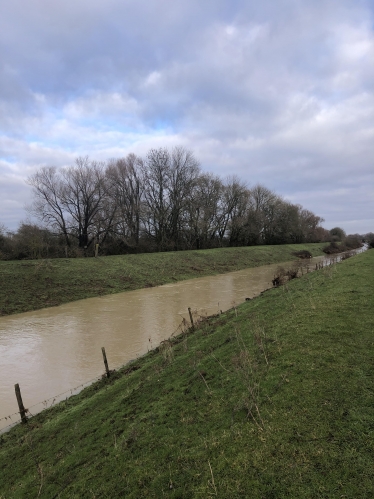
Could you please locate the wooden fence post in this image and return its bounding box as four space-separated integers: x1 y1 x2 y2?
102 347 110 377
188 307 195 330
14 383 28 424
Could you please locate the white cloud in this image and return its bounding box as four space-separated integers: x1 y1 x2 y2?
143 71 162 88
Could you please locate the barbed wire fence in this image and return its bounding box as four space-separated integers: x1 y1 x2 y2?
0 374 105 434
0 313 204 435
1 252 352 434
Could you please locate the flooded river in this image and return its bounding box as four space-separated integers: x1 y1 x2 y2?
0 253 350 430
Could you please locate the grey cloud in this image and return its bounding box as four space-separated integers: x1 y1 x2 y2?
0 0 373 233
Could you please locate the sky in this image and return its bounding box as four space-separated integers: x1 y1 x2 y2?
0 0 373 234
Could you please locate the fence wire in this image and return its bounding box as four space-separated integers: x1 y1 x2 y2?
0 315 196 435
0 373 105 434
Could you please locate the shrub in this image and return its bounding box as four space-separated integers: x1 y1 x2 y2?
329 227 346 242
322 242 344 254
345 234 363 250
292 250 312 259
362 233 374 249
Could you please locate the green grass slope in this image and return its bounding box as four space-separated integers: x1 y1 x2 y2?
0 249 373 498
0 243 326 316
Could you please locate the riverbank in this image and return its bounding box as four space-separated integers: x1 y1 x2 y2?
0 249 373 497
0 243 326 316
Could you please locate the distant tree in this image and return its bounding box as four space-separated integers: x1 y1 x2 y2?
244 185 278 245
0 223 8 245
344 234 363 249
107 154 144 249
168 146 200 249
11 223 60 259
141 147 200 250
28 157 116 251
186 173 224 249
313 226 331 242
23 147 328 257
298 208 325 242
27 166 70 246
0 223 13 259
364 232 374 248
273 202 303 244
62 157 115 249
219 176 248 246
141 148 173 250
329 227 346 242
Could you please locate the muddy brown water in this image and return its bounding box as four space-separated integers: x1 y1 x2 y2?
0 253 351 430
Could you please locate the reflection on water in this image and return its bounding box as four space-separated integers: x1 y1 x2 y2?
0 252 357 430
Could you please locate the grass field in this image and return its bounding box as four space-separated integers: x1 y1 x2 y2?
0 243 327 316
0 249 373 498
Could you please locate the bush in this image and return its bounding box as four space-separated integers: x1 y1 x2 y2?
364 233 374 249
329 227 346 242
344 234 363 250
292 250 312 259
322 242 343 254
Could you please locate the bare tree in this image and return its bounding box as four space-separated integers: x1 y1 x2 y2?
141 148 171 250
269 201 301 244
107 154 143 248
0 223 12 259
28 157 115 251
168 146 200 249
25 149 327 256
246 185 279 244
298 207 324 242
141 147 200 250
220 177 249 246
28 166 70 246
186 173 224 249
61 157 113 248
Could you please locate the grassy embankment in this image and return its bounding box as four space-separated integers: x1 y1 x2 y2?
0 243 326 316
0 250 373 497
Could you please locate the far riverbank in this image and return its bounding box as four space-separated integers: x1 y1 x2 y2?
0 243 327 316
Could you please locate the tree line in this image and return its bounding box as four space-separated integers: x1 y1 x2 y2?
0 146 356 259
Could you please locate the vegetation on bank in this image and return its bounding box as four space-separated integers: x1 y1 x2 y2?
322 234 363 255
0 250 373 498
0 243 327 316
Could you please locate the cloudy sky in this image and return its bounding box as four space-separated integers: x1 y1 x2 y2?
0 0 373 233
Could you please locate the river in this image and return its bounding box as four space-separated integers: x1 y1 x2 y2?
0 252 354 431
